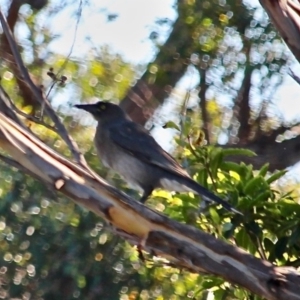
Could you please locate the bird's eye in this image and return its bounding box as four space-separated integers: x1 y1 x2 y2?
98 104 106 111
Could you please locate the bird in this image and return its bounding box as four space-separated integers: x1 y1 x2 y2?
74 101 241 214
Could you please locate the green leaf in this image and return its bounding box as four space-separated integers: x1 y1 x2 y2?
213 288 227 300
235 227 255 253
236 181 244 194
222 148 256 157
163 121 180 131
201 278 223 289
277 200 300 217
209 207 220 224
258 163 270 177
239 163 254 181
243 176 266 196
210 148 223 175
247 164 253 173
253 190 272 206
221 161 241 174
196 169 208 187
266 170 287 184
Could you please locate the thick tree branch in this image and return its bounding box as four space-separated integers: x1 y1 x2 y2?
0 0 47 110
260 0 300 62
0 98 299 299
0 84 23 126
0 83 56 132
223 134 300 171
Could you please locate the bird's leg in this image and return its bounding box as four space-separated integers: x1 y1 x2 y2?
140 187 154 203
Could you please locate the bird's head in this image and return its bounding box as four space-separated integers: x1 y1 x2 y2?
74 101 126 124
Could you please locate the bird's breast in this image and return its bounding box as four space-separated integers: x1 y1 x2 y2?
94 130 147 189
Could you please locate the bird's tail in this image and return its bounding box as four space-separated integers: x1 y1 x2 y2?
177 176 242 215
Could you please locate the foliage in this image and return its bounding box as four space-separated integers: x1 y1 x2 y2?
0 0 299 299
0 167 144 299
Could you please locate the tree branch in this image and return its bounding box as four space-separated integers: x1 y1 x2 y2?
222 133 300 171
259 0 300 63
0 10 87 169
289 68 300 85
0 84 57 132
0 98 299 299
0 0 47 110
0 84 24 126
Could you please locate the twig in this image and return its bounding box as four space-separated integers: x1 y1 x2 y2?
204 160 217 190
0 10 88 169
0 84 23 126
180 89 191 136
2 87 57 132
46 80 58 99
244 227 267 261
15 107 56 132
187 135 217 190
289 68 300 85
199 69 210 144
54 0 83 79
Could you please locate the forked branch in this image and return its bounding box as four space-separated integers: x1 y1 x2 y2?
0 100 299 299
0 10 87 168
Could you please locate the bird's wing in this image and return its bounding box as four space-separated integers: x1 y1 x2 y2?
108 121 242 215
108 122 190 177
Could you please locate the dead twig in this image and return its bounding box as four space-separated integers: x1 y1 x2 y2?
2 86 57 132
0 9 87 169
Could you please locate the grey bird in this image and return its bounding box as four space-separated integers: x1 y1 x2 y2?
75 101 241 214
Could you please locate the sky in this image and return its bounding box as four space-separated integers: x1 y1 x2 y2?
46 0 177 64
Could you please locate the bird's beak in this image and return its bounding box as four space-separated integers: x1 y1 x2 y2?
74 104 96 114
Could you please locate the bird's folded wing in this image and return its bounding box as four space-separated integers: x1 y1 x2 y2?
108 122 190 177
108 122 242 215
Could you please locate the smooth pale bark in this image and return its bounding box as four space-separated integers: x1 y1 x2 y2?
260 0 300 62
0 103 299 299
